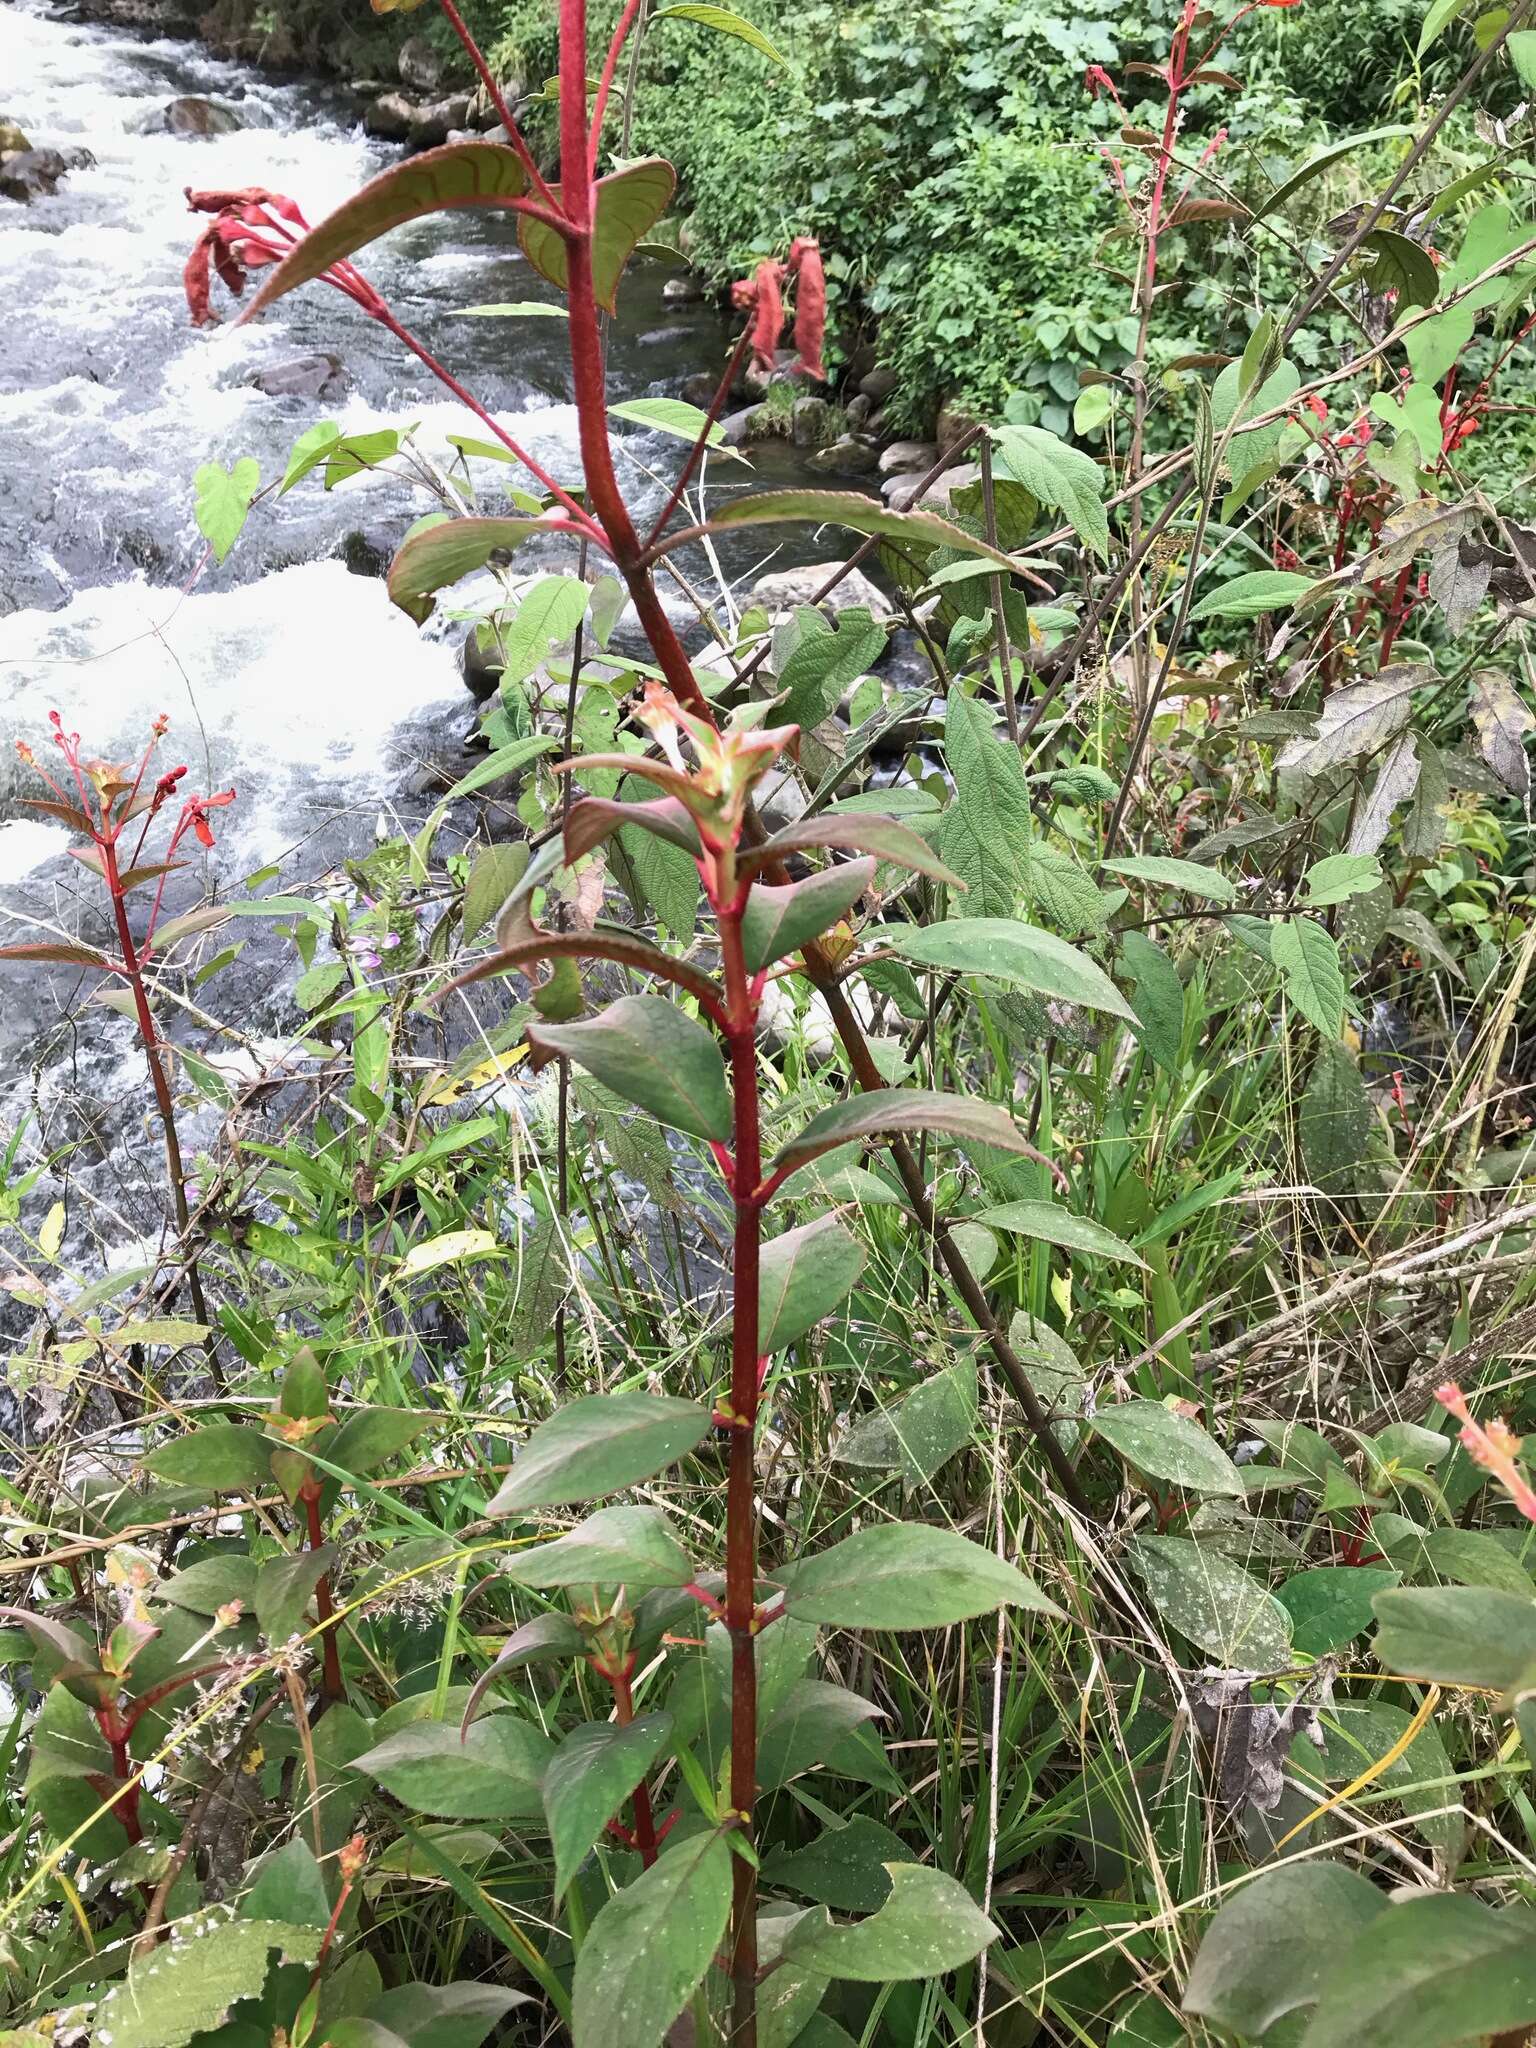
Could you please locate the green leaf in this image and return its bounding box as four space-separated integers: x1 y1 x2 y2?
330 1984 531 2048
769 1088 1054 1179
1184 1865 1388 2039
1089 1401 1244 1494
975 1200 1148 1268
892 1359 978 1490
1372 1585 1536 1691
254 1546 337 1645
1189 570 1318 621
528 995 730 1143
764 1817 916 1911
1304 1895 1536 2048
487 1392 712 1512
1129 1536 1294 1666
608 397 726 446
243 144 531 319
518 159 677 314
1278 666 1426 779
1303 852 1384 907
757 1679 884 1791
785 1864 997 1981
777 1523 1062 1628
454 298 567 318
502 1505 693 1590
243 1839 331 1928
1120 931 1184 1071
1252 125 1417 220
743 860 875 973
142 1424 272 1492
195 459 260 565
693 490 1016 572
1418 1527 1535 1595
544 1713 674 1898
1510 27 1536 86
496 574 593 689
280 419 342 493
95 1920 323 2048
1300 1037 1379 1196
779 608 888 730
993 424 1109 558
654 2 788 62
1420 0 1472 56
353 1715 552 1819
1275 1566 1399 1655
879 917 1132 1019
156 1554 259 1616
326 1407 430 1476
939 691 1033 915
1272 917 1346 1037
1019 842 1111 937
1360 227 1441 308
1101 855 1236 905
571 1830 733 2047
759 1215 867 1352
387 518 575 626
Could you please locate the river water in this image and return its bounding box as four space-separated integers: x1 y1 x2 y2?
0 0 829 1389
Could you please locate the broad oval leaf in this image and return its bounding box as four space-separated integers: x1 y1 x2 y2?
1189 570 1318 621
502 1505 693 1590
242 144 531 321
1303 1894 1536 2048
565 794 701 864
95 1921 324 2048
571 1830 733 2048
352 1715 552 1819
488 1392 712 1513
1100 855 1237 905
776 1523 1063 1629
141 1423 273 1491
544 1713 674 1898
1372 1584 1536 1692
1277 667 1426 778
770 1089 1050 1180
975 1200 1147 1268
785 1863 998 1982
518 159 677 314
759 1215 867 1352
1184 1864 1388 2038
742 859 875 973
527 995 731 1143
877 917 1132 1019
1272 917 1346 1037
680 490 1017 572
387 516 582 626
654 2 788 63
1089 1401 1243 1494
1129 1535 1293 1668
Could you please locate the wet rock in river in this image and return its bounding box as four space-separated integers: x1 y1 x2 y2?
0 119 33 156
750 562 892 621
162 95 244 136
804 433 879 477
0 146 93 201
408 94 475 148
364 91 415 141
247 353 347 400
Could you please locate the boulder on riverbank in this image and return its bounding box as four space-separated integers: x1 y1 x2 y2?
246 353 347 400
751 562 893 622
0 119 32 156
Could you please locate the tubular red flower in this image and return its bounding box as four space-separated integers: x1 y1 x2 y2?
730 259 785 373
787 237 827 383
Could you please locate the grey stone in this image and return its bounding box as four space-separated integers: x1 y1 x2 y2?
919 461 982 511
878 439 939 477
163 96 243 136
408 94 474 149
804 434 879 477
720 405 766 447
398 34 444 95
843 391 873 429
681 370 718 409
0 119 32 156
790 395 835 449
881 474 920 510
661 273 706 305
857 364 898 403
364 92 415 141
247 352 347 400
460 625 505 702
0 148 78 201
750 562 893 621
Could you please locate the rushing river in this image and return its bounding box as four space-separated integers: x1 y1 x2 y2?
0 0 830 1406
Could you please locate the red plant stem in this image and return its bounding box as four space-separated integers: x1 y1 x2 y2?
609 1663 659 1866
644 321 756 551
1377 561 1416 663
433 0 558 210
589 0 648 175
99 838 210 1332
718 879 761 2047
97 1704 144 1843
130 1659 239 1719
373 306 604 538
302 1484 344 1702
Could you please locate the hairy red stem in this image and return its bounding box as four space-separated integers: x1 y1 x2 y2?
303 1484 344 1702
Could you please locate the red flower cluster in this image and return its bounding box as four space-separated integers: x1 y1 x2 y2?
729 237 827 382
183 186 384 328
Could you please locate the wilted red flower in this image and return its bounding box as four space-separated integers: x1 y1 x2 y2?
183 186 384 328
787 237 827 384
184 789 237 849
1084 63 1117 97
730 258 785 373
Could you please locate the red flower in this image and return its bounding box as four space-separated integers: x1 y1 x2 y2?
787 237 827 383
185 788 237 849
729 258 785 373
183 186 383 328
1084 64 1117 97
